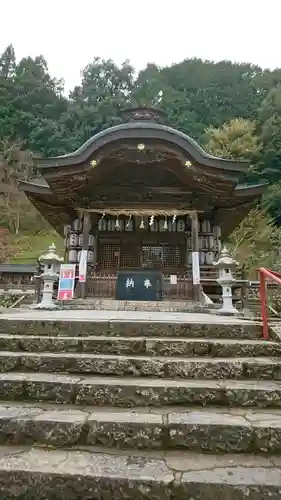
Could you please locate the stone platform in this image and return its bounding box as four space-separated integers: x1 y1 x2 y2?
0 308 245 323
0 309 281 498
56 298 215 312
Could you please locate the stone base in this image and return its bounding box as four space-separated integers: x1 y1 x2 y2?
216 305 240 316
33 302 58 310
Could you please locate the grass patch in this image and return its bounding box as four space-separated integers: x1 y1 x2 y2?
8 230 65 263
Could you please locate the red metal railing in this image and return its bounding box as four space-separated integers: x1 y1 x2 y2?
259 267 281 340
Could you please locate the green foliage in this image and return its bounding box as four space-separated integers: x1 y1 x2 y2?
204 118 262 184
255 85 281 220
204 121 280 274
62 58 135 150
3 46 281 155
228 209 281 278
0 48 67 156
204 118 261 160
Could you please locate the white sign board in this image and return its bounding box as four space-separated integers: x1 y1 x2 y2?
192 252 200 285
78 249 88 282
170 275 177 285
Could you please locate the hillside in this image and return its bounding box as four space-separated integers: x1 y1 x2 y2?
8 231 64 264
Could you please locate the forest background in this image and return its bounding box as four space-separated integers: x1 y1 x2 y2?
1 44 281 274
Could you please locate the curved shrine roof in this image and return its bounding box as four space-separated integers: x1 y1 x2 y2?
19 113 268 237
34 121 249 175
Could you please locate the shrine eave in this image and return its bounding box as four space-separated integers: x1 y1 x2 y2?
19 180 75 236
234 182 268 197
19 180 268 203
19 179 268 238
33 122 249 174
18 180 51 195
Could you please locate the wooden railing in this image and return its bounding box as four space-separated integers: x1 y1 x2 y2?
259 267 281 340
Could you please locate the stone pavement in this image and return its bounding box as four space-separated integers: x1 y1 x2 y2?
0 308 258 324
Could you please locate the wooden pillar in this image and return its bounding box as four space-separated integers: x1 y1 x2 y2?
185 216 190 272
92 229 98 271
80 211 91 298
190 211 201 302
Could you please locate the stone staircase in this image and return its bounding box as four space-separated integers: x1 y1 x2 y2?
0 314 281 498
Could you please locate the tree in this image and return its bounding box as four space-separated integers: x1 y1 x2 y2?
0 46 68 156
258 86 281 181
204 119 274 274
228 208 281 277
0 140 48 234
0 45 16 79
62 58 134 150
204 118 261 183
205 118 260 160
256 86 281 220
156 59 281 140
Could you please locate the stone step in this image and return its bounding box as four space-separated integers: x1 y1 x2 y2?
1 351 281 379
1 372 281 408
0 334 280 357
60 298 211 312
0 446 280 499
0 317 263 340
1 403 281 453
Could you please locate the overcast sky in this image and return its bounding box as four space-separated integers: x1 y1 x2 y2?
1 0 280 93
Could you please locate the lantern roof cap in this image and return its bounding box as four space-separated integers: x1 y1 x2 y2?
39 243 63 264
213 247 239 268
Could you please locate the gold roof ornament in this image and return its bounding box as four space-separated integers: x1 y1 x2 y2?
39 243 63 264
90 159 97 168
185 160 192 167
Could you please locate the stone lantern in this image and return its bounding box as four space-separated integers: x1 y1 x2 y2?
34 243 63 310
213 247 239 315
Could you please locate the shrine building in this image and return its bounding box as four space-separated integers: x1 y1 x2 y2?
19 108 267 302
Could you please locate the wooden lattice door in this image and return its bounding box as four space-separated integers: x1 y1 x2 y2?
99 241 120 271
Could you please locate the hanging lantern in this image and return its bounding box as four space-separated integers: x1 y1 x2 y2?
139 217 145 229
98 213 107 231
126 214 132 228
125 215 133 231
115 216 120 229
98 213 105 223
164 216 168 230
172 214 177 224
149 215 154 226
